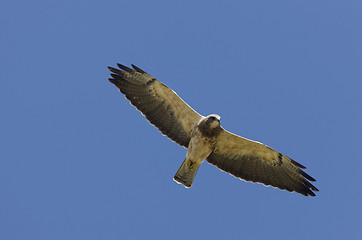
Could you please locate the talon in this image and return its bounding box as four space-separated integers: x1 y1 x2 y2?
187 161 195 169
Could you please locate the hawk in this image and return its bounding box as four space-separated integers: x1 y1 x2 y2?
108 64 318 196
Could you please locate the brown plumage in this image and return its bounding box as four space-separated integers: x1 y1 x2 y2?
207 130 318 196
108 64 319 196
108 64 201 147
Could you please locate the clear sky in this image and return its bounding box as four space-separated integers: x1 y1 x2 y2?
1 1 362 239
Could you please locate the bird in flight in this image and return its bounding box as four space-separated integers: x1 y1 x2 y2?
108 64 318 196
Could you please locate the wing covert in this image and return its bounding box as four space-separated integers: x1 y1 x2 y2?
108 64 203 147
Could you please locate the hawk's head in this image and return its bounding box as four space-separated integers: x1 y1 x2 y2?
205 114 221 129
198 114 222 138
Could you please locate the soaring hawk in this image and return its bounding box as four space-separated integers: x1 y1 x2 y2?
108 64 318 196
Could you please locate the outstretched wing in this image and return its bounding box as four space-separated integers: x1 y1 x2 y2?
108 64 203 147
207 130 318 196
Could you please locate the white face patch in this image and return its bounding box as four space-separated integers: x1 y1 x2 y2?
208 114 221 121
209 120 220 129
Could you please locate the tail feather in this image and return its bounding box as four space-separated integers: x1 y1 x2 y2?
173 159 200 188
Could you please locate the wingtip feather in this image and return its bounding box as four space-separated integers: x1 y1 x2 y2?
117 63 134 72
131 64 146 73
300 169 316 182
108 66 124 75
291 159 306 169
110 73 122 79
108 78 118 85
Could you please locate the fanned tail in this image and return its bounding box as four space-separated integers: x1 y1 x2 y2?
173 159 200 188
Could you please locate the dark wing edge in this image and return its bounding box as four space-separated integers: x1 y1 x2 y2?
207 131 319 196
108 64 202 147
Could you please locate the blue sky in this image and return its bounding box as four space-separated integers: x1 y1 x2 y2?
1 0 362 239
